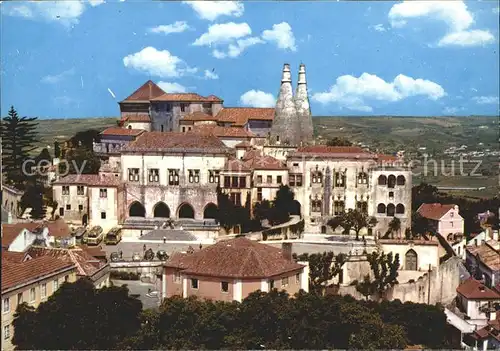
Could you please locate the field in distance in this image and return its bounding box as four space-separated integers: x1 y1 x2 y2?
34 116 498 198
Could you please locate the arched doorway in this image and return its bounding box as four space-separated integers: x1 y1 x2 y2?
203 203 218 219
290 200 302 216
321 225 327 234
129 202 146 217
405 249 418 271
153 202 170 218
178 203 195 219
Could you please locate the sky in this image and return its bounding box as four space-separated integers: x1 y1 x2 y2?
1 0 499 118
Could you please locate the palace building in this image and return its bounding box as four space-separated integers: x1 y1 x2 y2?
53 63 412 237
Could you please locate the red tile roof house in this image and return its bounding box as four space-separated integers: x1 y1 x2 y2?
463 314 500 350
161 238 309 302
456 278 500 327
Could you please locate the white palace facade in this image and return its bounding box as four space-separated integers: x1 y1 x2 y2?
53 64 412 237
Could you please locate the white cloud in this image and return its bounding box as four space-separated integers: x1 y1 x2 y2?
388 1 495 47
149 21 190 35
312 73 445 112
372 24 386 32
123 47 196 78
41 68 75 84
262 22 297 51
472 96 499 105
193 22 251 46
204 70 219 80
88 0 105 7
183 1 243 21
494 7 500 15
438 30 495 47
240 90 275 108
443 106 461 114
225 37 264 58
157 81 187 93
3 1 100 26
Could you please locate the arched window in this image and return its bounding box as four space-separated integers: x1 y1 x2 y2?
178 203 195 219
203 203 218 219
356 201 368 214
387 204 395 217
153 202 170 218
378 175 387 186
377 203 386 214
396 204 405 214
388 175 396 188
396 175 406 186
129 202 146 217
128 125 132 130
405 249 418 271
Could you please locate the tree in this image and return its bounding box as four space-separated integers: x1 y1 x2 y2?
1 106 38 188
328 209 377 241
412 212 428 237
35 147 52 164
365 251 400 300
272 185 295 224
54 141 61 159
12 279 142 350
60 148 101 175
388 217 401 239
21 183 46 219
356 274 376 300
293 251 347 295
326 137 353 147
253 200 272 222
67 129 101 150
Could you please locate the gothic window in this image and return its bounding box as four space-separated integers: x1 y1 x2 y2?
405 250 418 271
188 170 200 183
334 201 345 215
335 172 346 187
62 186 70 195
388 175 396 188
168 169 179 186
128 168 140 182
148 169 159 183
209 170 220 183
397 175 406 186
378 175 387 186
356 201 368 214
357 172 368 184
377 203 386 214
396 204 405 214
77 186 84 195
311 200 322 213
312 171 323 184
99 189 107 198
289 174 303 187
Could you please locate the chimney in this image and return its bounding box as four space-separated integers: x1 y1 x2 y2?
282 63 292 83
295 63 313 144
282 242 292 261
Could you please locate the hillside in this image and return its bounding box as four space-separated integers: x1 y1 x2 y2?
33 116 499 197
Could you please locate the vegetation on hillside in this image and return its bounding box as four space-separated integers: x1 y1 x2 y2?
12 278 458 350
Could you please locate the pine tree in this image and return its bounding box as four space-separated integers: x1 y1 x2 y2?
1 106 39 188
21 183 46 220
54 141 61 159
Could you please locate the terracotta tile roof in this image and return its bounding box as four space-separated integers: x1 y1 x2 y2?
101 127 145 137
122 131 229 154
2 184 24 195
53 174 121 187
165 237 305 279
1 250 27 263
244 154 287 171
2 223 43 248
223 158 252 172
417 203 456 221
43 218 72 239
456 278 500 300
377 154 399 162
467 240 500 271
205 94 223 102
26 247 105 277
120 112 151 123
122 80 165 102
188 125 255 138
152 93 216 102
183 111 218 121
2 255 76 292
216 107 275 125
291 146 377 159
80 245 107 261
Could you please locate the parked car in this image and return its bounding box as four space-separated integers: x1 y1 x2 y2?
132 252 141 261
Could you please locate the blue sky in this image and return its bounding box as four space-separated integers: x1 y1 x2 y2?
1 1 499 118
